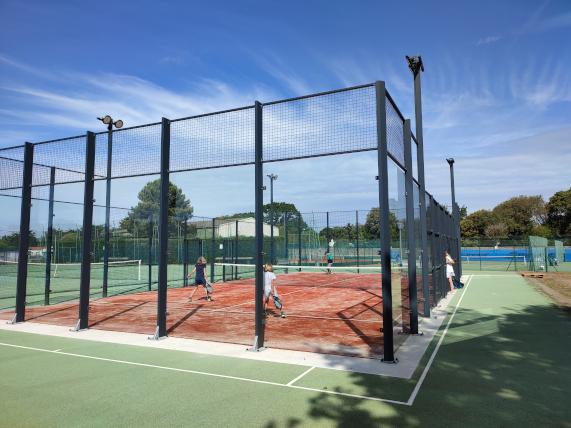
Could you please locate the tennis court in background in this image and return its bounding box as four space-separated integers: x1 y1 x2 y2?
0 263 410 358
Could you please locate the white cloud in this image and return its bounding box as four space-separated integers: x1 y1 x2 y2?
476 36 501 46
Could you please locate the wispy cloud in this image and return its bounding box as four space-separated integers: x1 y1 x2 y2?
476 36 501 46
0 55 275 145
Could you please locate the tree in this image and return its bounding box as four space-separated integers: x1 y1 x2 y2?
0 231 38 250
120 179 193 234
460 210 497 238
484 223 508 239
362 208 399 240
459 205 468 220
546 188 571 236
492 195 546 236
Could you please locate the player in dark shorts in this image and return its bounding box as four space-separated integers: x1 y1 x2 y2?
325 250 334 274
188 256 212 302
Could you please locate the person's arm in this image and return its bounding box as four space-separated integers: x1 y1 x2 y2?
188 267 196 277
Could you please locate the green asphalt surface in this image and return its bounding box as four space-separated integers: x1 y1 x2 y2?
0 272 569 427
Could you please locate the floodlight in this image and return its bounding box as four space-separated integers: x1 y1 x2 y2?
102 115 112 125
114 119 124 129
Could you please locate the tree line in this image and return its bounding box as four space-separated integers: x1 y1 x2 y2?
460 187 571 239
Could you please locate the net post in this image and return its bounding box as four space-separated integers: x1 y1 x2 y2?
44 166 55 306
148 213 153 291
156 117 170 339
77 131 96 330
14 142 34 323
403 119 419 334
375 81 395 363
102 127 113 298
210 217 216 282
183 219 188 287
297 213 302 271
252 100 265 350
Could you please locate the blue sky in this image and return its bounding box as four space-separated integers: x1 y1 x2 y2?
1 0 570 231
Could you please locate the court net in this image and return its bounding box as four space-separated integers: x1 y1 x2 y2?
461 255 527 263
0 259 142 281
214 262 387 290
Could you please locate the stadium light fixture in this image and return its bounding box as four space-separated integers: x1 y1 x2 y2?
98 115 124 131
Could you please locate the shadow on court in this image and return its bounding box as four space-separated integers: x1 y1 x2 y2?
263 277 571 427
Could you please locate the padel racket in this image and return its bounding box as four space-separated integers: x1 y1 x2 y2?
273 295 282 309
205 281 213 293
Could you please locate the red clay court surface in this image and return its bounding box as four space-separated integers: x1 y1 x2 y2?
0 271 411 358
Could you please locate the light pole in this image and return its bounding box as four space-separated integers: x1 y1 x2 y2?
98 115 123 297
446 158 462 278
267 173 278 264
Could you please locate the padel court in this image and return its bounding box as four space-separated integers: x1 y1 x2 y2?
0 265 410 358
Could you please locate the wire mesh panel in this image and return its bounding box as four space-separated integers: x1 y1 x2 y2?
263 86 377 162
107 124 162 179
385 97 405 167
33 136 90 185
170 108 255 173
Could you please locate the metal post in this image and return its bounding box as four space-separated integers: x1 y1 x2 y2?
253 101 265 350
375 81 395 362
284 213 289 271
77 132 96 330
297 213 302 271
447 158 461 278
403 119 418 334
267 174 277 264
14 142 34 323
211 217 216 282
148 214 153 291
427 195 437 306
408 55 430 317
183 219 188 287
326 211 330 255
234 219 239 280
155 117 170 339
102 125 113 298
356 210 360 273
44 167 55 306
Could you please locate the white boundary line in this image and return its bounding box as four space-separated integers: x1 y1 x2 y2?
0 342 407 405
0 275 474 406
287 366 315 386
406 275 473 406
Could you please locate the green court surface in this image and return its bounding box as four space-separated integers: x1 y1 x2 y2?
1 272 570 427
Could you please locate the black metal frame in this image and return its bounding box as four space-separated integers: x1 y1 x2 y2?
2 77 461 363
375 81 395 363
155 117 170 339
77 132 96 331
403 119 419 334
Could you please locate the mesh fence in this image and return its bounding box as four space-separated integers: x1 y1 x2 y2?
0 81 458 359
263 86 377 162
554 240 564 264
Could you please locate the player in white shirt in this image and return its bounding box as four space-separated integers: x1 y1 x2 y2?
445 251 455 293
263 264 286 318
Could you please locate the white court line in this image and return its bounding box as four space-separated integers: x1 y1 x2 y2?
406 275 473 406
0 342 408 405
287 366 315 386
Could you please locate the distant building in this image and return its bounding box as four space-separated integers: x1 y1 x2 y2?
28 246 46 257
190 217 279 239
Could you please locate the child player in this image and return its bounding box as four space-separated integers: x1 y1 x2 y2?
325 248 334 274
188 256 212 302
264 264 286 318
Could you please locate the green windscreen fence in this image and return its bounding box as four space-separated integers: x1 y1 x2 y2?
528 235 548 272
554 240 564 265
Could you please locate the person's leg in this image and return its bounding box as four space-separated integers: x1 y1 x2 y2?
448 276 454 292
189 284 199 301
